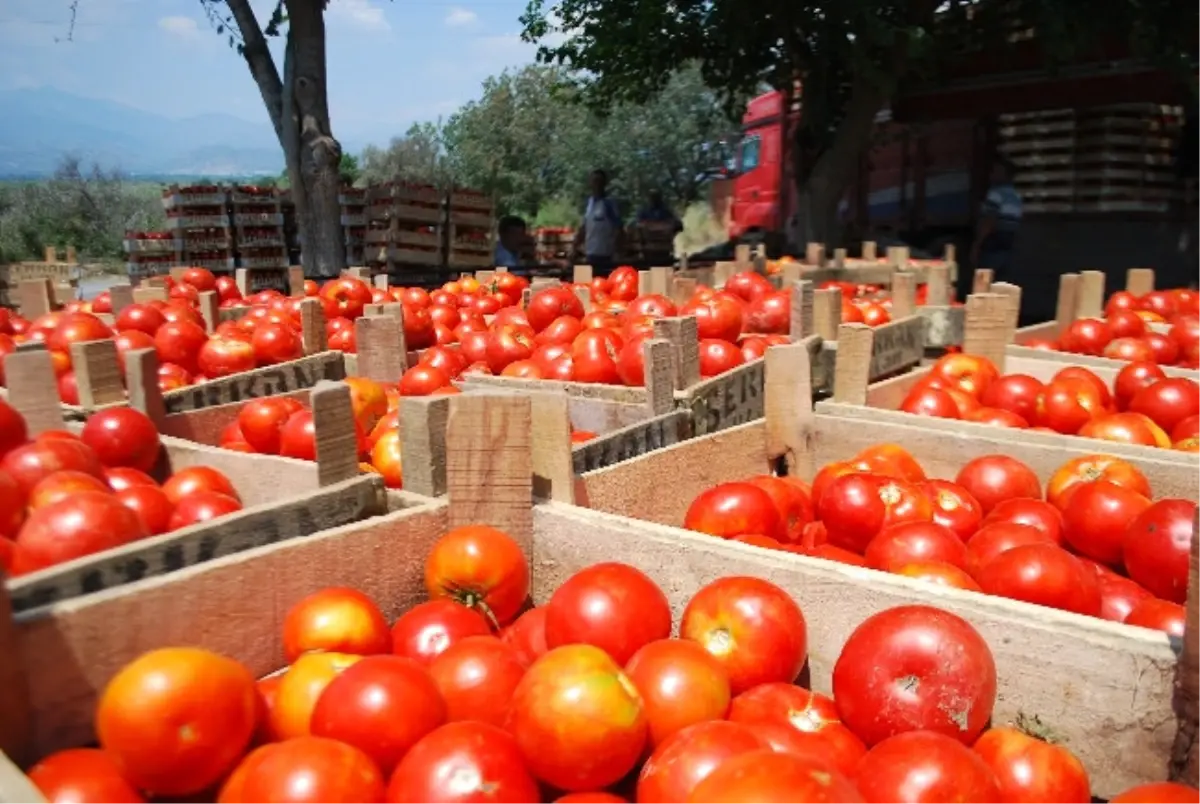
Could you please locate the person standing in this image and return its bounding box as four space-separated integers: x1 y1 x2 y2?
494 215 527 270
574 169 623 276
636 189 684 233
969 154 1023 284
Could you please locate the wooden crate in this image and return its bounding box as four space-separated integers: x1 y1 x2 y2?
814 294 1198 497
0 391 1193 800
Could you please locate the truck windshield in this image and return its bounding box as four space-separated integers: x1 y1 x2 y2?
739 135 761 172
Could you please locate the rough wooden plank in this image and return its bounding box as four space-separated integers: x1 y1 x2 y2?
529 392 575 503
572 265 593 284
653 317 701 391
832 323 873 405
867 315 925 378
813 287 842 342
680 358 766 437
1078 270 1107 318
789 280 814 340
355 313 408 382
643 339 675 415
457 373 650 406
310 381 362 487
925 264 951 306
288 266 306 297
108 284 134 316
2 350 66 434
445 394 533 543
70 340 124 409
920 305 965 348
299 298 328 354
890 272 918 320
1126 268 1155 297
571 410 693 474
963 292 1016 372
765 339 816 477
972 268 994 294
7 475 389 615
399 396 450 497
530 501 1178 800
159 351 346 414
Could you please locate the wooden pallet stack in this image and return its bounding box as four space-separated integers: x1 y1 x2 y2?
229 185 288 271
279 189 301 266
122 231 177 280
339 186 367 266
161 185 233 274
0 248 77 310
364 182 443 276
535 227 575 268
446 187 495 270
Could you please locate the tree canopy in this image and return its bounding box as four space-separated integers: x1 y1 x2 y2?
357 64 740 226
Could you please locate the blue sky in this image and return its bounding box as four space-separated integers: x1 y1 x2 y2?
0 0 552 148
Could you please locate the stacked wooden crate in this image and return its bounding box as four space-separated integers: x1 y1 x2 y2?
446 187 495 270
279 189 301 266
0 248 77 309
161 185 233 273
122 231 177 281
363 182 443 275
229 186 287 270
339 186 367 266
535 227 575 269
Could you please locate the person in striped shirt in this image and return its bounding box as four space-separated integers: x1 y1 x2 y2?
970 155 1023 281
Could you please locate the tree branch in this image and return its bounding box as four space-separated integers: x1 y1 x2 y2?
225 0 285 142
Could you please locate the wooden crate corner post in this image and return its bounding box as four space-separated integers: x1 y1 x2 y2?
651 316 701 396
69 340 124 410
1054 272 1083 334
444 393 534 544
831 323 874 405
299 297 328 355
399 395 452 497
125 348 167 429
309 381 365 487
354 309 408 382
765 337 818 478
789 279 815 341
2 349 67 435
963 291 1019 374
1077 270 1106 319
1126 267 1155 297
529 392 575 504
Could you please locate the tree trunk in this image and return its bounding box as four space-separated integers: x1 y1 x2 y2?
786 74 893 251
282 0 345 277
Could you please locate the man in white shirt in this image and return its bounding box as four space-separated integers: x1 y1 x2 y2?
573 169 623 276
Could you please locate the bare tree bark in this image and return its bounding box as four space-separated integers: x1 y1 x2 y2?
225 0 346 277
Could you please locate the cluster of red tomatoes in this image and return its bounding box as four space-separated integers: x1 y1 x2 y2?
218 376 416 489
682 444 1193 635
25 523 1195 804
900 354 1200 451
1025 288 1199 368
813 278 954 327
0 399 244 575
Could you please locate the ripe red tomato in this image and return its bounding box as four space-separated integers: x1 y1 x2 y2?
507 644 647 791
697 338 745 378
1094 567 1154 623
236 398 298 454
854 443 926 482
1060 480 1152 566
1 437 104 496
1045 455 1150 510
103 466 157 492
727 683 866 776
156 362 192 392
1107 309 1149 339
900 385 961 419
680 295 744 342
197 337 257 378
427 635 524 727
978 374 1044 423
0 398 27 459
856 730 1001 802
864 521 968 571
684 481 787 542
47 312 115 356
168 491 242 529
1059 318 1114 355
1124 598 1187 637
485 324 535 374
724 271 774 303
153 320 209 375
625 638 732 747
220 736 384 803
27 748 145 804
746 475 813 543
162 465 239 506
97 647 257 796
319 277 373 320
973 725 1090 802
1111 781 1200 803
501 605 549 668
834 605 996 745
27 469 111 511
895 560 983 591
1122 499 1197 603
116 485 175 536
920 480 983 541
0 471 24 539
679 576 807 695
1129 377 1200 434
1172 414 1200 442
571 328 624 384
277 410 317 460
1106 291 1140 316
386 721 540 803
953 455 1040 515
391 599 492 665
310 654 446 773
537 314 585 346
1103 336 1156 363
1145 331 1182 364
400 364 451 397
115 303 168 337
1079 411 1170 447
545 562 671 664
636 720 766 802
687 749 862 802
282 586 391 662
13 491 148 574
929 354 999 398
981 498 1063 545
249 322 302 366
817 474 933 553
977 543 1101 615
745 291 791 333
526 287 586 332
1034 378 1106 434
80 407 162 472
424 524 530 627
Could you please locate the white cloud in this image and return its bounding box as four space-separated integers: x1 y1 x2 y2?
444 8 479 27
327 0 391 33
158 16 201 40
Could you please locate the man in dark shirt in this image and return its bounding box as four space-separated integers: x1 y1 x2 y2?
636 189 684 233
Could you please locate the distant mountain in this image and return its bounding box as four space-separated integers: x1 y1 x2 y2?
0 87 285 178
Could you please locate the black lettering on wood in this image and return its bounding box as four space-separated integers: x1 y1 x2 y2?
688 360 765 436
571 412 689 474
868 318 925 378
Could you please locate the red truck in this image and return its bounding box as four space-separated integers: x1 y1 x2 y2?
723 88 980 259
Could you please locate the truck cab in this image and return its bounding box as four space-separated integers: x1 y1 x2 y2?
727 90 797 252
